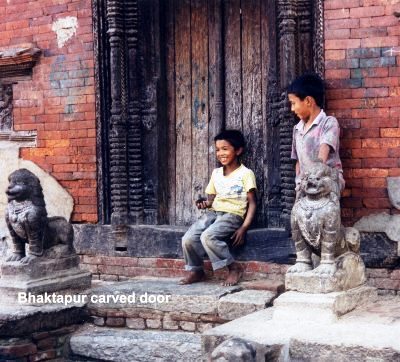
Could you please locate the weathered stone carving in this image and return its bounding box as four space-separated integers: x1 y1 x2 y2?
0 169 90 301
5 169 74 264
211 338 256 362
0 83 13 131
286 162 366 293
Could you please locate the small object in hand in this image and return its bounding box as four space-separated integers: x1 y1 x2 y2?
196 194 207 204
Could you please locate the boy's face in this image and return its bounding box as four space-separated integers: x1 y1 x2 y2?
288 93 312 121
215 140 242 167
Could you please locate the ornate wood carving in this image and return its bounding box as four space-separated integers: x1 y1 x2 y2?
94 0 325 233
106 0 130 226
126 0 144 224
273 0 319 229
0 47 41 78
313 0 325 80
0 83 13 131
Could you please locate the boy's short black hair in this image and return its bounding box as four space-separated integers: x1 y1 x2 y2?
287 73 324 108
214 129 245 150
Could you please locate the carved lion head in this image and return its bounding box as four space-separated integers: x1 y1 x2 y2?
6 169 46 207
300 162 338 198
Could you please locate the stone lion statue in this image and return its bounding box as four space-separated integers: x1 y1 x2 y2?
288 162 361 277
5 169 74 264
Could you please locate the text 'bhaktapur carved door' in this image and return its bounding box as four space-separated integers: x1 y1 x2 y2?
95 0 324 229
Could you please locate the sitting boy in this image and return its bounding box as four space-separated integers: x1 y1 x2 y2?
287 73 345 198
180 130 257 286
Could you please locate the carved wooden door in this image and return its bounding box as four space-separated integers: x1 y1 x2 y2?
95 0 323 228
165 0 322 228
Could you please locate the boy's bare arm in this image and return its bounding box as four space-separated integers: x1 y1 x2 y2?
295 161 300 176
231 190 257 247
318 143 331 163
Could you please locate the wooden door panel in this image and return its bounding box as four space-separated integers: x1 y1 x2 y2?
224 0 242 130
175 0 193 225
191 0 210 218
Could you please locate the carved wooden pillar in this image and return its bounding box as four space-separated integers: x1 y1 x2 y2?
297 0 313 73
107 0 129 226
277 0 298 228
0 83 13 131
313 0 325 80
265 0 283 228
125 0 144 224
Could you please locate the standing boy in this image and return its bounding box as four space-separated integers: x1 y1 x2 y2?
288 73 344 197
180 130 257 286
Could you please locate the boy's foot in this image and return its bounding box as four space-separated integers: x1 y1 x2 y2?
179 270 206 285
223 262 243 286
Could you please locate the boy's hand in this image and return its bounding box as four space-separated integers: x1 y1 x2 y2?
196 199 210 209
231 226 247 247
195 194 215 209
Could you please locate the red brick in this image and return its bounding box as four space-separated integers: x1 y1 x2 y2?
353 108 390 119
389 168 400 177
340 119 361 128
341 139 362 148
360 16 398 28
325 0 360 9
53 164 77 172
362 177 387 188
377 97 400 108
328 99 362 110
350 6 385 18
325 49 346 60
388 25 400 36
352 148 388 158
352 88 389 98
325 28 351 39
326 18 360 31
360 128 380 138
361 36 399 48
389 148 400 157
385 4 400 16
0 342 37 357
352 168 389 178
364 77 399 87
361 118 398 128
362 158 398 168
363 197 392 209
325 39 361 50
342 159 362 169
351 27 388 38
381 128 400 138
352 188 387 197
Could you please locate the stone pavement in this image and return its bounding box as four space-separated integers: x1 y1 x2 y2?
203 294 400 361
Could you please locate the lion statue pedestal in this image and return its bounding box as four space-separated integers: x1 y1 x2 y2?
0 169 91 303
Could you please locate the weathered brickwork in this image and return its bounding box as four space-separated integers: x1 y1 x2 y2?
325 0 400 224
80 255 400 294
0 0 97 223
0 325 79 361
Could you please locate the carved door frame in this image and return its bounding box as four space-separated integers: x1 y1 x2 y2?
93 0 325 229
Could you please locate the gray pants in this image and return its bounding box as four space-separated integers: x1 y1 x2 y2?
182 211 243 271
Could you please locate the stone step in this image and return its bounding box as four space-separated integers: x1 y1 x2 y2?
69 325 202 362
203 295 400 361
87 278 276 331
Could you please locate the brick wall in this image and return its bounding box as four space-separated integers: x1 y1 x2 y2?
0 0 97 222
79 255 400 294
324 0 400 224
